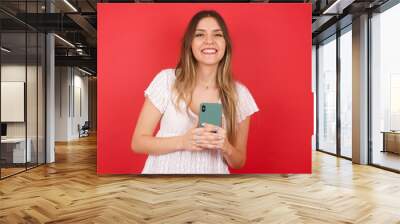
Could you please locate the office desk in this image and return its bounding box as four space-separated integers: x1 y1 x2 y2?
1 138 32 164
381 131 400 154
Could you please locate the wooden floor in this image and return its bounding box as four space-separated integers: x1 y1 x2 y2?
1 167 26 178
1 135 400 223
1 163 46 178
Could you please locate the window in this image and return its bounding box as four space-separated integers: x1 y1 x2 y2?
339 27 352 158
317 35 337 154
371 2 400 171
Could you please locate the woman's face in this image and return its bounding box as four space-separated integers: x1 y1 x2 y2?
191 17 226 67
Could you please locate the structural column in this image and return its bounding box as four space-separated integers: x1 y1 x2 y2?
352 14 369 164
46 1 55 163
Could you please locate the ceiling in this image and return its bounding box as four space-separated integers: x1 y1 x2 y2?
0 0 393 75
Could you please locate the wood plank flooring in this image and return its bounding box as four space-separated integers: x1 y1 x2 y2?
1 167 26 178
1 134 400 223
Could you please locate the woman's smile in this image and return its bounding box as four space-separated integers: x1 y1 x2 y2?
201 48 218 55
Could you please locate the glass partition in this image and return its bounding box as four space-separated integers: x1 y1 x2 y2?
317 35 337 155
1 30 28 177
38 32 45 165
0 1 46 179
27 30 38 169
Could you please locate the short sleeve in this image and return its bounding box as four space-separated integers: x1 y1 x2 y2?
144 69 172 113
236 82 259 123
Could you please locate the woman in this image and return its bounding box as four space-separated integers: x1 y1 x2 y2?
131 10 259 174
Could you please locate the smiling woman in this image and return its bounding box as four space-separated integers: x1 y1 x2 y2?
131 10 259 174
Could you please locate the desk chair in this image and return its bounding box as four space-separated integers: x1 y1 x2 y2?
79 121 90 138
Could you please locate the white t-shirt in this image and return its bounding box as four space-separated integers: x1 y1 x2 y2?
141 69 259 174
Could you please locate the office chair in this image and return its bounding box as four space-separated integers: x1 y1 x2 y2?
79 121 90 138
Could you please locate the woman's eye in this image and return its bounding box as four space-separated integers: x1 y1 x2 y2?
215 33 223 37
195 33 204 37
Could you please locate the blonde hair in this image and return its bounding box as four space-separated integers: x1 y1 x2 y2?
173 10 238 144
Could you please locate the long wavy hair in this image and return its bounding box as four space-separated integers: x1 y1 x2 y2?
173 10 238 144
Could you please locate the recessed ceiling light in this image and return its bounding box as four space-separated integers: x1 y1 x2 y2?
54 34 75 48
77 67 93 76
323 0 355 15
1 47 11 53
63 0 78 12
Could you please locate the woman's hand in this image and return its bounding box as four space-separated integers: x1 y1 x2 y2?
178 120 207 151
195 123 233 156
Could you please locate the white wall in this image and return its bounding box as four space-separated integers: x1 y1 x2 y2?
55 67 89 141
1 65 26 132
55 66 69 141
72 73 89 138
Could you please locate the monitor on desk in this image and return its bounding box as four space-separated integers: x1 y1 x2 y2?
1 123 7 138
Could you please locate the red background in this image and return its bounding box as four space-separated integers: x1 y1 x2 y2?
98 3 313 174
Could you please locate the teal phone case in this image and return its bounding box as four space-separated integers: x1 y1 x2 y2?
199 103 222 128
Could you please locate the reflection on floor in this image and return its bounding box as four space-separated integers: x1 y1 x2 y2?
0 167 25 178
373 150 400 171
0 163 40 178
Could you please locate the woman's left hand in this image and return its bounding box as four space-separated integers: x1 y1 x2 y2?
195 123 232 155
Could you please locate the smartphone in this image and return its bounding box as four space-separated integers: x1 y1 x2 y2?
198 103 222 129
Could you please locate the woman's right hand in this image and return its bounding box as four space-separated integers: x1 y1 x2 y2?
178 119 205 151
